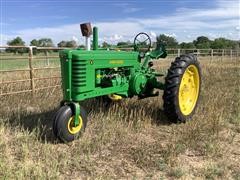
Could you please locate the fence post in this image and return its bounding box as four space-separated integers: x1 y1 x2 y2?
28 46 35 94
46 51 49 66
211 49 213 61
222 49 224 61
230 49 232 61
177 49 181 57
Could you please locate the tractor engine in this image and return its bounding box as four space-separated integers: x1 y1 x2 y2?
95 68 129 88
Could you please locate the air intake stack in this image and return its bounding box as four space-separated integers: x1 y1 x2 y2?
80 23 92 51
80 23 98 51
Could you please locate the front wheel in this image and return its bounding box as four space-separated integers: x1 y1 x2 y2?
163 54 201 122
53 105 88 142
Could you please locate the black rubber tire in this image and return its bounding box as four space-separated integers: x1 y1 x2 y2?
52 106 65 137
163 54 201 123
53 105 88 143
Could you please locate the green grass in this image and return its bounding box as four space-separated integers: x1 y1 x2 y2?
0 52 60 70
0 57 239 179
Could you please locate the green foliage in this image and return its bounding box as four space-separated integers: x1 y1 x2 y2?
102 41 111 48
156 34 178 48
117 41 131 47
30 38 54 54
30 39 40 46
210 38 239 49
8 36 25 46
6 37 26 54
6 34 240 54
30 38 54 47
30 39 40 54
180 42 195 49
78 44 85 49
38 38 54 47
57 40 77 48
193 36 211 49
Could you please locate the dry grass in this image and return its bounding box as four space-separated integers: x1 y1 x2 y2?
0 57 240 179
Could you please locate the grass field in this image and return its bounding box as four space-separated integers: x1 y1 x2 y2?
0 52 60 70
0 57 240 179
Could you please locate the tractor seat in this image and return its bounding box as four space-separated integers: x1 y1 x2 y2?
150 44 167 59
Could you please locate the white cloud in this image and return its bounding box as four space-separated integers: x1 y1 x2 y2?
111 34 123 41
150 31 157 42
164 33 177 38
72 36 79 45
123 7 142 13
1 0 239 45
114 3 142 13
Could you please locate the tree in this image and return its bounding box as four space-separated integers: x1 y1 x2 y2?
30 39 40 54
37 38 54 55
57 40 77 48
179 42 195 49
78 44 85 49
8 36 25 46
156 34 178 48
66 40 77 48
38 38 54 47
30 39 40 46
117 41 131 47
57 41 67 47
210 38 239 49
6 37 27 54
30 38 54 54
102 41 111 48
7 37 26 54
193 36 211 49
30 38 54 47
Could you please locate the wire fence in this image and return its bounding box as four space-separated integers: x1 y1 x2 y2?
0 46 239 96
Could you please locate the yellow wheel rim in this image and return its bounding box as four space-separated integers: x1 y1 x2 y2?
108 94 122 101
179 65 200 116
67 116 83 135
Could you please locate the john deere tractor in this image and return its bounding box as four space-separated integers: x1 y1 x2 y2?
53 23 201 142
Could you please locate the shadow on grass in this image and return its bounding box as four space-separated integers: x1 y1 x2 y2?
6 98 171 144
84 98 171 126
7 108 58 143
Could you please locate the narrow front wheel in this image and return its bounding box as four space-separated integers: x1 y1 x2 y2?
53 105 88 142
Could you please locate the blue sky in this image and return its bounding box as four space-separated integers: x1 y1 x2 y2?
0 0 239 45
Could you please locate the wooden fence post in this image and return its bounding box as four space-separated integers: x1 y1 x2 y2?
230 50 232 61
28 46 35 94
211 49 213 61
177 49 181 57
46 51 49 66
222 49 224 61
237 50 239 61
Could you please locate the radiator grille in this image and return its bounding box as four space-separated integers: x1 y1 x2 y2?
72 59 87 87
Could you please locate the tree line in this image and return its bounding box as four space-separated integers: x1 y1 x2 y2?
5 35 240 54
156 35 239 49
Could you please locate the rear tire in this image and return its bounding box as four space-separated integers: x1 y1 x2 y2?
53 105 88 142
163 54 201 122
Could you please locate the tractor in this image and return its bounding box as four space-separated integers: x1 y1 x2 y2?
53 23 201 142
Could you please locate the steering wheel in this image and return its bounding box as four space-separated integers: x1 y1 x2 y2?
133 32 151 53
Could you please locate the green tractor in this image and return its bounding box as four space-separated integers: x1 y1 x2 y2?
53 23 201 142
